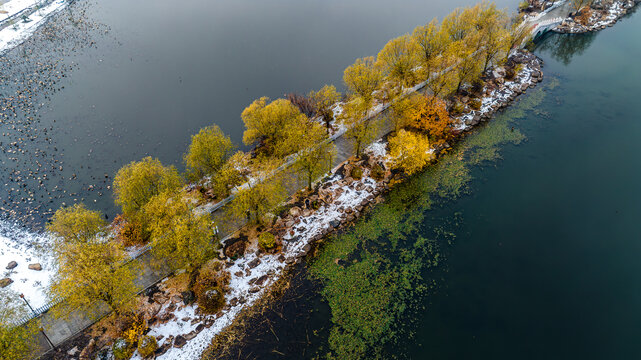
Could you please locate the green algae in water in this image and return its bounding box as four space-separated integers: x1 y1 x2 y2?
309 79 558 359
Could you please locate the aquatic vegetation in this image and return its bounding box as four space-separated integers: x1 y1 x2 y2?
309 80 556 359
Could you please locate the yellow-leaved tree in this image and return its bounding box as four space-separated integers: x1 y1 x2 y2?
292 121 337 190
144 192 216 280
229 160 287 225
48 205 139 317
0 290 39 360
309 85 341 131
241 97 309 158
343 56 383 107
376 34 420 94
388 129 435 175
46 203 107 244
184 125 234 181
211 151 249 199
476 3 511 72
412 19 451 81
340 97 380 158
113 156 183 219
408 95 454 146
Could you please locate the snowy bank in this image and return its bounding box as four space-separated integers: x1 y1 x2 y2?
0 0 69 54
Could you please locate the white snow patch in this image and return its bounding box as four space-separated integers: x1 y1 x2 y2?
0 0 68 55
365 140 387 159
0 220 53 308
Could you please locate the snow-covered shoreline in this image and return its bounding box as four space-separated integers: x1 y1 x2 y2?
554 0 638 33
0 0 69 54
0 220 53 308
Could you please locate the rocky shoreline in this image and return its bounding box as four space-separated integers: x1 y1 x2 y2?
555 0 639 33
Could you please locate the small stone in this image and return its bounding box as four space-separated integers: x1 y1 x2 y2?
67 346 79 356
248 258 261 269
0 278 13 288
6 261 17 270
184 331 198 341
249 286 261 293
28 263 42 271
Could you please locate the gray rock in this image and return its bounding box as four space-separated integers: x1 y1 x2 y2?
173 335 187 348
6 261 17 270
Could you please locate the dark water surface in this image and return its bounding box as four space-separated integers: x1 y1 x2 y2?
410 11 641 360
0 0 514 225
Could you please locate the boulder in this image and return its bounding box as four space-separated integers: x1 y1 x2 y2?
173 335 187 348
153 292 169 304
28 263 42 271
289 206 301 217
67 346 79 357
247 258 261 269
79 339 96 360
0 278 13 288
6 261 17 270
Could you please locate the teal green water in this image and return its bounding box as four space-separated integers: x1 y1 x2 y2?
408 11 641 360
303 9 641 360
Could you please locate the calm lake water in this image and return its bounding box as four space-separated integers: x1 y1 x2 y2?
0 0 514 226
409 12 641 359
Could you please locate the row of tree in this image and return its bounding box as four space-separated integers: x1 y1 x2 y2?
0 3 532 358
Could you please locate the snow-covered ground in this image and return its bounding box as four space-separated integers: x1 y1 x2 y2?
455 59 540 131
0 0 69 54
0 220 53 308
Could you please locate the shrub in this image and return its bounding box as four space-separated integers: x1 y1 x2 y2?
122 314 146 346
469 98 482 111
471 78 485 95
112 338 134 360
370 163 385 181
194 260 230 314
350 166 363 180
258 232 276 251
137 335 158 359
450 101 465 115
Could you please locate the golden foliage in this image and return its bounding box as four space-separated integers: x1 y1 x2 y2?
49 238 140 317
408 96 454 145
113 157 183 219
145 192 216 272
47 203 107 244
339 98 380 158
412 19 450 79
241 97 309 158
211 151 248 199
184 125 234 180
309 85 341 129
388 129 435 175
343 57 383 106
376 34 420 91
292 121 336 189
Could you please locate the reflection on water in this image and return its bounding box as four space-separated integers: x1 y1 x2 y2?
535 32 597 65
